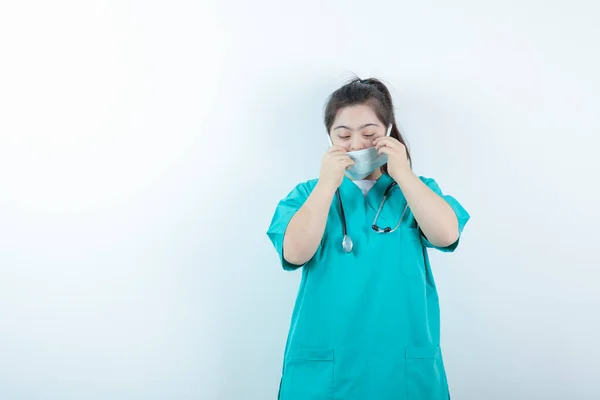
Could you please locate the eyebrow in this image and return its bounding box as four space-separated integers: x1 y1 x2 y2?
333 123 380 131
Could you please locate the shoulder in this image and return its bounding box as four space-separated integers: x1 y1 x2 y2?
417 175 444 194
279 178 320 202
294 177 319 190
417 175 437 186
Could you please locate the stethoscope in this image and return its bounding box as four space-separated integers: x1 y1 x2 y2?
336 181 410 253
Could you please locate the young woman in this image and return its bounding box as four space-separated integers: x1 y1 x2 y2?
267 77 470 400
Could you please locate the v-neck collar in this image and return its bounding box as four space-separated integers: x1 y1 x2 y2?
335 173 401 241
340 173 393 194
339 173 396 217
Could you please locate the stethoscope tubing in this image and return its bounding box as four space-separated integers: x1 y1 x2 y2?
336 182 406 252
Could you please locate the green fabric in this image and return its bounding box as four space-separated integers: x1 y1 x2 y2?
267 174 470 400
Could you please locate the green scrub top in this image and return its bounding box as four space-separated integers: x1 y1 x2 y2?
267 173 470 400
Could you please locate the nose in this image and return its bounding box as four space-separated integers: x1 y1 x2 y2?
350 136 367 151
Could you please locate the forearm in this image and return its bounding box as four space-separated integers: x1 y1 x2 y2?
395 169 459 247
283 182 335 265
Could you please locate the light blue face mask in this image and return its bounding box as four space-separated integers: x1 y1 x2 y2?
328 124 393 180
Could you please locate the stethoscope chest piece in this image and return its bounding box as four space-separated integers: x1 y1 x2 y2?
342 234 354 253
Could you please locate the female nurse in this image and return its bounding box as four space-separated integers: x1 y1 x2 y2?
267 77 470 400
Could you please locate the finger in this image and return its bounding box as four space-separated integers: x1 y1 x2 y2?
328 145 346 153
373 136 399 147
375 141 392 151
377 146 394 156
373 137 388 149
375 138 402 151
340 157 355 166
334 153 353 162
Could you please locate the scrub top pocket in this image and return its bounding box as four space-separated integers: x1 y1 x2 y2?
279 348 334 400
405 345 449 400
396 227 426 278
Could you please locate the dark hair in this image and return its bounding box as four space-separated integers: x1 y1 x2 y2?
323 77 412 173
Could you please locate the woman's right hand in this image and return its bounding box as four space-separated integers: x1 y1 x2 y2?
318 146 354 192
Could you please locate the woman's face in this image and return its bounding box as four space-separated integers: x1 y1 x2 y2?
329 105 386 152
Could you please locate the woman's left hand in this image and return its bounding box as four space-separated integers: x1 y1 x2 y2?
373 136 411 181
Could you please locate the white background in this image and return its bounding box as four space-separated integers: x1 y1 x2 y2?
1 1 599 399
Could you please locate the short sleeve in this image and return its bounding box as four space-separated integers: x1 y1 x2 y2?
419 177 470 252
266 181 315 270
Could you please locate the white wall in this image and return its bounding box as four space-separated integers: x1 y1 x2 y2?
1 1 598 399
